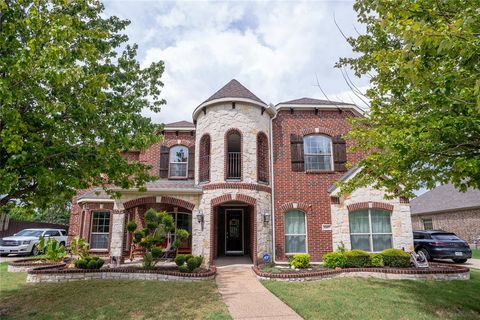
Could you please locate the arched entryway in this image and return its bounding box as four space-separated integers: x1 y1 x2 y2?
210 194 257 265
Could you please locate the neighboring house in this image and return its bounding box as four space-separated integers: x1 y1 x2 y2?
411 184 480 245
68 79 413 265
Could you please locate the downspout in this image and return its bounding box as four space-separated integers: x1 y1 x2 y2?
268 104 279 264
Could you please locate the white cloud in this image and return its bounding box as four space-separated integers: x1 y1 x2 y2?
103 0 370 124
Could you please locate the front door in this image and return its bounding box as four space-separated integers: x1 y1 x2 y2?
225 209 244 255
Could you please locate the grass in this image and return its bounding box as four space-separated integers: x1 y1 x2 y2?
472 249 480 259
0 262 231 320
262 269 480 320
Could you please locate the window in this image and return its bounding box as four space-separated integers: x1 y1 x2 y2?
199 135 211 182
422 218 433 230
303 135 332 171
169 145 188 178
257 132 269 183
349 209 392 252
90 212 110 249
44 230 60 237
226 130 241 179
284 210 307 254
168 212 192 249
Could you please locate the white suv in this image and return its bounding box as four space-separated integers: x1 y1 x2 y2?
0 228 67 257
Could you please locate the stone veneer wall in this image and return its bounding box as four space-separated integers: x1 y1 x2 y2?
411 207 480 245
331 186 414 252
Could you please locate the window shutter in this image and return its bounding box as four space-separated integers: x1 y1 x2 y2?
159 145 169 178
290 134 304 172
333 135 347 172
188 146 195 179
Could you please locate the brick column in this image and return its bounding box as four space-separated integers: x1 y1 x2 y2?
110 200 125 266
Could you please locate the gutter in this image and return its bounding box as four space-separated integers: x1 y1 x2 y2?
268 104 279 264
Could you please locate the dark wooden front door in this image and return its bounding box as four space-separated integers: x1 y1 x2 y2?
225 209 244 255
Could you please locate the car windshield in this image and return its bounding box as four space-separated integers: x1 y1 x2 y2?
432 233 461 241
15 230 44 237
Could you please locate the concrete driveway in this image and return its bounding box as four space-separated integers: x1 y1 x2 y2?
435 258 480 269
0 254 28 264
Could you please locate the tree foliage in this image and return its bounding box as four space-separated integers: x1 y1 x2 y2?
337 0 480 196
0 0 165 209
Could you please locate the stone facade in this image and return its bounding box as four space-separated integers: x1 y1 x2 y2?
411 207 480 245
331 185 414 252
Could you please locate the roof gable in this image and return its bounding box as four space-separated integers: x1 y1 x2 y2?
202 79 266 105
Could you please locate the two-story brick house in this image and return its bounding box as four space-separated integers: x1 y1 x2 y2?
68 79 413 265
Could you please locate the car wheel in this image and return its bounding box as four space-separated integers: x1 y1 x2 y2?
0 253 9 257
31 245 39 256
452 258 468 264
418 248 431 261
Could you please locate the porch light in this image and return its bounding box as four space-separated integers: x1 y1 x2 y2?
263 212 271 223
196 211 204 224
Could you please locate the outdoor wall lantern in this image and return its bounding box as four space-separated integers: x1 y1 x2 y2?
263 212 271 223
196 211 204 224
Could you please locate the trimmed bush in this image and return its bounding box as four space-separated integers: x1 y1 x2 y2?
381 248 411 267
151 247 164 259
370 253 384 267
187 257 201 271
290 253 310 269
176 255 203 272
322 252 347 269
178 265 190 273
175 254 187 267
75 256 104 269
344 250 371 268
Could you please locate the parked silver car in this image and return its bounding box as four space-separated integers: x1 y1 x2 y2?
0 228 67 257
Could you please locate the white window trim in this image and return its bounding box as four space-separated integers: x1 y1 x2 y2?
303 135 334 171
169 145 188 178
284 210 308 255
90 211 110 250
349 208 393 253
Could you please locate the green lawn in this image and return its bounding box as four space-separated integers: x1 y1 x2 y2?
0 262 230 320
472 249 480 259
263 270 480 320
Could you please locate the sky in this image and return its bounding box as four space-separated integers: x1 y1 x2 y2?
103 0 370 124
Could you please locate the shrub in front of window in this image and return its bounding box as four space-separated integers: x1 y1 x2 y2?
69 236 90 259
380 248 411 268
37 236 66 262
290 253 310 269
370 253 384 267
322 252 347 269
344 249 371 268
74 256 105 269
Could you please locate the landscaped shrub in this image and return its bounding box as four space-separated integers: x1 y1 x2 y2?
175 254 187 267
290 253 310 269
176 254 203 272
344 250 371 268
74 256 105 269
380 248 411 268
37 236 66 262
322 252 347 268
370 253 384 267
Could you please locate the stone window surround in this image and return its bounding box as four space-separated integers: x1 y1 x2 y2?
348 208 393 252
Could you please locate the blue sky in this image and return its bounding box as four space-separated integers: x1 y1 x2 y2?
103 0 369 124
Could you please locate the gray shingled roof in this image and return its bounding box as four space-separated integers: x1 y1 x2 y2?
411 184 480 215
202 79 266 105
164 121 194 128
278 97 353 106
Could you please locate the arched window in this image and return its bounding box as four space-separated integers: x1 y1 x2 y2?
169 145 188 178
303 135 333 171
349 209 392 252
284 210 307 254
226 129 241 179
199 134 211 182
257 132 269 183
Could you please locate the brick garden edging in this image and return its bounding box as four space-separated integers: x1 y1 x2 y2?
7 259 66 273
252 263 470 281
26 264 217 283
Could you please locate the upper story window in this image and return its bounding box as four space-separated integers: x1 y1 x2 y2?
349 209 392 252
199 134 211 182
226 130 241 180
91 211 110 250
169 145 188 178
303 135 332 171
257 132 269 183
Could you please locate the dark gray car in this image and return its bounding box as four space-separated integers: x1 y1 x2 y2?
413 230 472 263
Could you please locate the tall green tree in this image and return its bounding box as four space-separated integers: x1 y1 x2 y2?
338 0 480 196
0 0 165 209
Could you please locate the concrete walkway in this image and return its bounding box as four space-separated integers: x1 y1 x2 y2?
216 265 302 320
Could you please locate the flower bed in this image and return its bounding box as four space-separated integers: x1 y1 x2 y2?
26 264 216 283
253 263 470 281
7 258 67 273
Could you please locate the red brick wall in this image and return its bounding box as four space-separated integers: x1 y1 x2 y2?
272 109 365 261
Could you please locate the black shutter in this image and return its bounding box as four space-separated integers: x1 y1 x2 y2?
333 135 347 172
290 134 304 172
188 146 195 179
159 145 169 178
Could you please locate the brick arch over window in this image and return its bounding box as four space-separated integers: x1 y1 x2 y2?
199 134 211 182
301 128 336 137
163 139 195 148
347 202 394 212
279 202 311 213
257 132 269 183
225 128 243 180
124 196 195 211
210 193 257 207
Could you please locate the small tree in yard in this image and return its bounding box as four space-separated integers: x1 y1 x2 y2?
127 208 189 270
